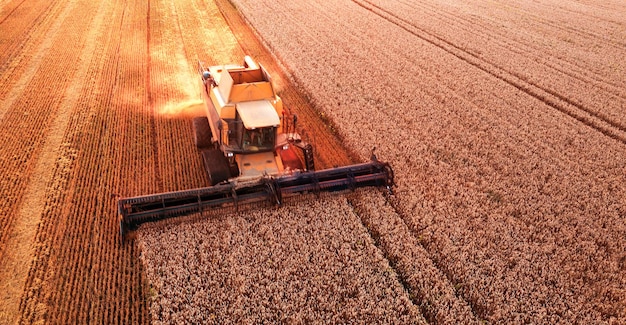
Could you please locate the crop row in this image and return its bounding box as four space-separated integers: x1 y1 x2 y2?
11 0 151 323
0 1 98 323
0 0 64 102
0 0 77 264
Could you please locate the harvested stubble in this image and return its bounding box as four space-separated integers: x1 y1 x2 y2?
138 194 424 324
229 0 626 323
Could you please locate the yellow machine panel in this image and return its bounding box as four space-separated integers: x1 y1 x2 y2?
237 152 279 179
229 82 274 102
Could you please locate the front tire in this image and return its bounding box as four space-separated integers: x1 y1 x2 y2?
193 116 212 149
201 149 231 185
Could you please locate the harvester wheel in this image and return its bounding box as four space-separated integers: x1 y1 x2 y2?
201 149 232 185
193 116 212 149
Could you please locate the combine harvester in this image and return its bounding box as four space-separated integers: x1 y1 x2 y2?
118 56 393 239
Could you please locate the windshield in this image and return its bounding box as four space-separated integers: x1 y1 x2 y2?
242 127 275 152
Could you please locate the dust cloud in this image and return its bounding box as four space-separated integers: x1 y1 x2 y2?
158 99 205 119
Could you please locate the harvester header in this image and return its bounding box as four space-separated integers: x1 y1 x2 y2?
118 56 394 239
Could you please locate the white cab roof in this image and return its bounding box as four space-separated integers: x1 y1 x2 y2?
237 100 280 129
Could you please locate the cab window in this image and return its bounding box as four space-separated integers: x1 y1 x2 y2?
242 127 275 151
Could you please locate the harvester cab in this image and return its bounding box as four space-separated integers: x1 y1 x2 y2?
195 56 313 183
118 56 394 240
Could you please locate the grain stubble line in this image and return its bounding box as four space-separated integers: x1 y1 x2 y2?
146 0 164 193
0 1 66 120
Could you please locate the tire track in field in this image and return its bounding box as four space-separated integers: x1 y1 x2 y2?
353 0 626 146
496 0 626 48
0 0 27 25
386 0 626 133
339 0 625 320
0 0 65 121
393 0 626 100
347 191 480 324
0 0 107 322
0 0 62 99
